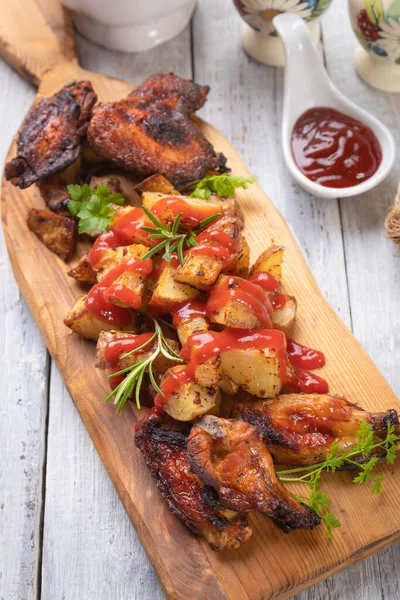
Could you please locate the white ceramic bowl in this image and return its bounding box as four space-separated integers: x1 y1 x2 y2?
274 13 396 198
61 0 196 53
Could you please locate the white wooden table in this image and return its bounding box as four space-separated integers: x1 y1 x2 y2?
1 0 400 598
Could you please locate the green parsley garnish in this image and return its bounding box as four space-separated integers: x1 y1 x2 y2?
190 173 258 200
140 206 222 266
277 421 400 540
105 318 183 414
67 184 125 235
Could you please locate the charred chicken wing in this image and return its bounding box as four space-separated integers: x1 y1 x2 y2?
233 394 400 466
87 73 226 188
187 415 320 533
5 81 97 188
135 411 252 551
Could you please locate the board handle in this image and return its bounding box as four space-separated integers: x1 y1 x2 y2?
0 0 77 86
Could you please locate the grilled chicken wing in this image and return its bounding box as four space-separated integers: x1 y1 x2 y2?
5 81 97 189
135 411 252 551
233 394 400 466
87 73 226 188
187 415 320 533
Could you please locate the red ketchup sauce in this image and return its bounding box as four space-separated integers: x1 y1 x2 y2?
286 339 328 394
104 333 155 366
85 258 153 327
151 196 222 227
291 107 382 188
187 229 238 270
207 276 273 328
154 329 288 407
249 272 279 293
172 300 207 329
88 208 153 267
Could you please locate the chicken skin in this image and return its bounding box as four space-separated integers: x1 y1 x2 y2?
87 73 226 188
135 410 252 551
5 81 97 188
233 394 400 466
187 416 320 533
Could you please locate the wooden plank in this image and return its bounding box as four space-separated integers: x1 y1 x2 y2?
192 0 351 327
0 59 48 600
39 29 192 600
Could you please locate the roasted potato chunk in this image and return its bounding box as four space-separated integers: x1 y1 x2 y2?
220 347 282 398
220 197 244 230
234 235 250 278
93 244 150 310
135 174 180 196
207 275 272 330
271 295 297 337
27 208 77 261
161 366 221 421
64 295 137 341
175 217 240 291
175 254 223 291
67 254 97 285
250 245 285 281
95 330 180 372
150 263 200 313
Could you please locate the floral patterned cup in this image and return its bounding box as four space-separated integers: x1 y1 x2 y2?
233 0 333 66
348 0 400 91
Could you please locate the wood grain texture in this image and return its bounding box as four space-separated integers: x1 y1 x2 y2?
0 0 73 86
2 53 400 599
0 59 47 600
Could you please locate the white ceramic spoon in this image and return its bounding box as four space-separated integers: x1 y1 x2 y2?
273 13 396 199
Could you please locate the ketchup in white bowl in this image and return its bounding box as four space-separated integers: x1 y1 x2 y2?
291 107 382 189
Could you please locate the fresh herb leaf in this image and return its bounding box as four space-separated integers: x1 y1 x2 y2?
105 319 183 414
190 174 258 200
67 183 125 234
77 195 118 234
322 513 341 540
277 420 400 540
140 207 222 266
67 183 91 216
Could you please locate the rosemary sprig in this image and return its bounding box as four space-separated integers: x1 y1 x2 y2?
140 206 222 265
277 421 400 540
105 318 183 414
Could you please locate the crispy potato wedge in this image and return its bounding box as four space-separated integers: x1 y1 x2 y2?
207 276 267 329
250 245 285 281
27 208 77 261
161 366 221 421
95 330 180 372
234 235 250 278
94 243 148 278
67 254 97 285
64 295 137 341
149 263 200 313
175 217 240 291
271 295 297 337
135 174 180 196
175 315 208 345
209 298 260 329
219 374 240 396
175 254 223 291
220 347 282 398
220 197 244 230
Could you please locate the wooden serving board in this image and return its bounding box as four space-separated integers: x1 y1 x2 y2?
1 2 400 599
